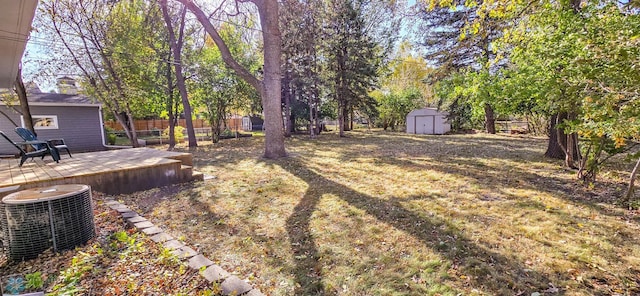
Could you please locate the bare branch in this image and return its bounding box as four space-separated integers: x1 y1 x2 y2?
175 0 261 91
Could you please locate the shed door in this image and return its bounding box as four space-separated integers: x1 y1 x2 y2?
415 115 435 134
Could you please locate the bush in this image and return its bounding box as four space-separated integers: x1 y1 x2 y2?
162 126 185 143
105 127 117 145
107 134 117 145
221 128 234 137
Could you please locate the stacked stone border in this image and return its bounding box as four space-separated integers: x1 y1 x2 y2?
105 199 265 296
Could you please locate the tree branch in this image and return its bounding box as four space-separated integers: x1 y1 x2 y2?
175 0 261 91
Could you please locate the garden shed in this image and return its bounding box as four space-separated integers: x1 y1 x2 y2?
242 116 264 131
0 90 106 155
406 108 451 135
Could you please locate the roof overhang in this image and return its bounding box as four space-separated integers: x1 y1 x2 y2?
27 102 102 108
0 0 39 89
0 102 102 108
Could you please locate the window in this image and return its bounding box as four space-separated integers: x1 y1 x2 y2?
21 115 59 130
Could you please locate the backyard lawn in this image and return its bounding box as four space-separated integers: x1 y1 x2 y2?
115 130 640 295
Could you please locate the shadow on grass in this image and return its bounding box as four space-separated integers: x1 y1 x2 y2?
321 131 633 217
373 153 635 226
280 157 554 295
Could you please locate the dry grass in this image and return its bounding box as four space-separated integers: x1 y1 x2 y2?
119 130 640 295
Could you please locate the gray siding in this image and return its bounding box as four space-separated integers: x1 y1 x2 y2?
0 105 105 155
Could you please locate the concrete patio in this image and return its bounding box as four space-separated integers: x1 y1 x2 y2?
0 148 203 196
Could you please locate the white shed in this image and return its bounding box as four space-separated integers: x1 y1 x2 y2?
406 108 451 135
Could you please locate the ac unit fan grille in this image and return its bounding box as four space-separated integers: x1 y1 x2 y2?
1 185 95 261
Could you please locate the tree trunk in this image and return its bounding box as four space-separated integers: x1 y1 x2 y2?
14 66 35 135
561 111 579 168
112 111 137 147
125 111 139 147
283 79 292 137
484 103 496 134
309 98 315 138
314 107 321 135
180 0 286 158
166 52 176 150
342 106 351 131
258 0 287 158
545 114 565 159
338 101 345 137
161 1 197 149
565 131 577 168
624 157 640 208
349 107 354 131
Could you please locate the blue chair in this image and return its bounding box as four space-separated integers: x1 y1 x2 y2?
0 131 58 166
15 127 72 158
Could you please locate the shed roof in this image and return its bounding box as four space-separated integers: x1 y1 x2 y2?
407 107 448 117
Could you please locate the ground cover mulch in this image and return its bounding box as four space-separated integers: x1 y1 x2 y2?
0 192 218 295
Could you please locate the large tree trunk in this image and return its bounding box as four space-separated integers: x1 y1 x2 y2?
565 130 577 168
484 103 496 134
161 1 197 149
179 0 286 158
342 106 351 132
555 112 577 168
545 112 579 168
545 114 566 159
14 66 35 135
258 0 287 158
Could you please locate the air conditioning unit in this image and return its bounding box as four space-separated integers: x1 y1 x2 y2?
0 184 95 261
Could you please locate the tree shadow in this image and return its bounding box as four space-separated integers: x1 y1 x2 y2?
285 181 326 295
281 157 556 295
372 154 637 226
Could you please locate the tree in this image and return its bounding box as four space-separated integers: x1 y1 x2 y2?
176 0 286 159
324 0 382 137
160 0 197 149
372 43 432 130
190 25 260 143
384 42 433 104
493 0 640 184
280 0 323 137
417 0 504 134
372 87 424 130
42 0 169 147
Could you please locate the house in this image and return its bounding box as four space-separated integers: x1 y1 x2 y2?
406 108 451 135
0 86 106 155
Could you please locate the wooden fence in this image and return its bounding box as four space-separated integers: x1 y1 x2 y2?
105 118 243 131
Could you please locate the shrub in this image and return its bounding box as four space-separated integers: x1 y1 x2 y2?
105 127 117 145
162 126 185 143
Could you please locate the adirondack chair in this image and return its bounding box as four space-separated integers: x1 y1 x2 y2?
0 131 58 167
15 127 72 158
